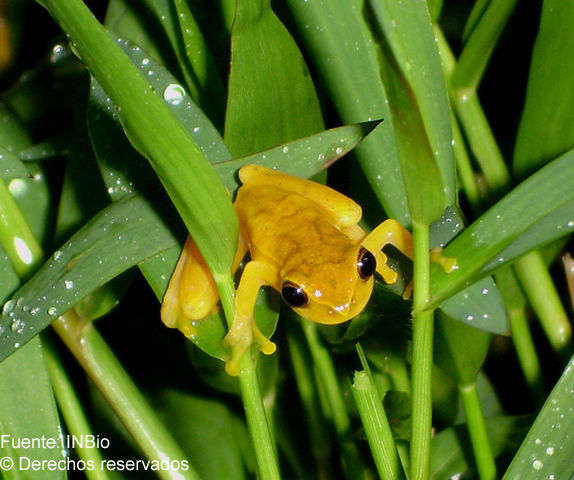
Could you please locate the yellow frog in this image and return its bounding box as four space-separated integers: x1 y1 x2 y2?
161 164 445 375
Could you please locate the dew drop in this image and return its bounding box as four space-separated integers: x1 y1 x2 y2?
14 237 34 265
532 459 543 470
282 146 289 153
163 84 186 105
50 43 67 63
335 146 344 155
10 319 24 334
2 299 15 315
545 447 554 455
47 307 57 316
8 178 28 196
65 280 74 290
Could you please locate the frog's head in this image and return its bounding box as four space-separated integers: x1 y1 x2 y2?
280 247 376 325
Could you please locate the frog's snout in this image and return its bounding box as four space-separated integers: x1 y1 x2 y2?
329 302 351 316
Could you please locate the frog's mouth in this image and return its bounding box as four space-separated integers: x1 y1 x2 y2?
293 276 374 326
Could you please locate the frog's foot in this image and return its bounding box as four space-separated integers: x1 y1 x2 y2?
430 247 458 273
222 316 276 376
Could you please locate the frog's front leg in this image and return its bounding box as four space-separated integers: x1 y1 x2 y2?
362 219 414 286
223 260 278 376
362 219 457 297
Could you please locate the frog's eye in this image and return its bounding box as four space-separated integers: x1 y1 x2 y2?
357 248 376 279
281 282 308 308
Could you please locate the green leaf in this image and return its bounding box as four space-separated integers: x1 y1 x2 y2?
216 121 382 193
502 356 574 479
0 195 177 362
514 0 574 178
430 415 532 479
369 0 455 209
286 0 410 224
0 339 65 480
0 145 30 180
154 389 250 480
377 48 445 225
224 0 323 157
434 311 491 386
0 253 64 480
431 207 510 335
440 277 509 334
429 150 574 308
106 0 226 127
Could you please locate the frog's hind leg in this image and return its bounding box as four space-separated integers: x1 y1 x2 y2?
222 260 278 376
161 236 221 338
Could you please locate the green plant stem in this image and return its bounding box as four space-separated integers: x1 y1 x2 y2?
450 111 482 211
351 369 405 480
410 221 433 480
287 324 333 478
43 341 110 480
494 268 545 405
236 356 280 480
458 383 496 480
513 252 573 361
52 312 199 480
451 0 520 92
302 321 367 479
0 179 42 277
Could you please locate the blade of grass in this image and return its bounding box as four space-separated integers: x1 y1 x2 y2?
368 0 455 206
502 356 574 479
434 312 496 479
351 345 405 480
0 195 178 360
513 0 574 177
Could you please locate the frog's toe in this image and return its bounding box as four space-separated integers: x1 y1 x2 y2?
222 318 276 376
253 327 276 355
430 247 458 273
179 321 198 339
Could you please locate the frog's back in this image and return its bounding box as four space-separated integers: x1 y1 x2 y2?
238 164 362 227
235 183 356 272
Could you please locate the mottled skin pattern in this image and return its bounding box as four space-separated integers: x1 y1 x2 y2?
235 185 373 323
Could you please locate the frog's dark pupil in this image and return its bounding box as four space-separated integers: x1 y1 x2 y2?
357 248 376 279
281 282 308 308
